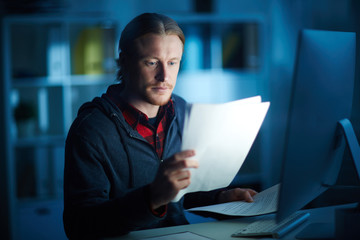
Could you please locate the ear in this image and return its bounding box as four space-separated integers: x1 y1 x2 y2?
119 52 130 83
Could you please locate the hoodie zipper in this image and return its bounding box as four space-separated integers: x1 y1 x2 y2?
109 112 162 162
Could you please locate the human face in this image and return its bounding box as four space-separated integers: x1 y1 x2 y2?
124 33 183 111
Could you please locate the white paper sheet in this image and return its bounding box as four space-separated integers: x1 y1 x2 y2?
141 231 213 240
187 184 280 216
172 96 270 202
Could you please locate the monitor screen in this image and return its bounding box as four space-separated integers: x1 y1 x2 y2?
276 29 356 222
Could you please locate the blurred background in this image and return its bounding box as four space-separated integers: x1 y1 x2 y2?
1 0 360 239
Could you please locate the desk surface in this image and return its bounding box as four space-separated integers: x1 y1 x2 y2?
108 203 356 240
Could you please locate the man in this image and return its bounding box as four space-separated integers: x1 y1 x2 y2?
63 13 256 239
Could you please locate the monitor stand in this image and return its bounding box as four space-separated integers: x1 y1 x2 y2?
295 119 360 240
338 118 360 178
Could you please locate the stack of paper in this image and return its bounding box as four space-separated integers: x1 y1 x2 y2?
173 96 270 202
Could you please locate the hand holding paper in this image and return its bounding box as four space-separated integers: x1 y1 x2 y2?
188 184 280 216
172 96 270 202
149 150 198 210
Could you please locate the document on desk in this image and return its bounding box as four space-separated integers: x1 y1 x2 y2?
188 184 280 216
172 96 270 202
141 231 213 240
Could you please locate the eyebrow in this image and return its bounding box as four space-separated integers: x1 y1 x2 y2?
142 56 181 61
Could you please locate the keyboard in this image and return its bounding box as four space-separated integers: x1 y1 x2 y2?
232 212 310 238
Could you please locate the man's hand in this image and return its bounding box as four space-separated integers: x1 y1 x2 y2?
217 188 258 203
149 150 198 210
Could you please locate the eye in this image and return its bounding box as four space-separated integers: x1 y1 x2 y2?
169 61 178 66
145 60 158 67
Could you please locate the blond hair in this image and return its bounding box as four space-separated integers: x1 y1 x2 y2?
116 13 185 82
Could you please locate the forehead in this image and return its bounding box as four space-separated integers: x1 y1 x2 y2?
133 33 183 58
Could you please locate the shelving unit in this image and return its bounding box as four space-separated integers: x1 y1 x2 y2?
176 15 262 72
2 14 118 240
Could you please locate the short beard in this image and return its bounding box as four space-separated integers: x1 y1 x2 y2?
143 92 172 106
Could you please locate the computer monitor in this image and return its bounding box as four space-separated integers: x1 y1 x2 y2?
276 29 357 223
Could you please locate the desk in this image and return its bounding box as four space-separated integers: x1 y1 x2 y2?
109 203 357 240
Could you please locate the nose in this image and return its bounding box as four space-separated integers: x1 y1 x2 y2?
155 63 169 82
